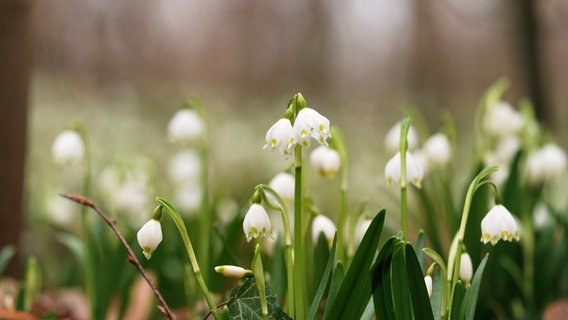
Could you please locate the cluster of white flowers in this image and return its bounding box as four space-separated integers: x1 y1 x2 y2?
264 107 331 157
480 204 520 245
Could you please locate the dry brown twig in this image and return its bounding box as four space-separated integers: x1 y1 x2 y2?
60 193 176 320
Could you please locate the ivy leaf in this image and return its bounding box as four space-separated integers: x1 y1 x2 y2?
226 277 292 320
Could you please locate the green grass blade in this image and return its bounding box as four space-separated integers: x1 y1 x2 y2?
405 243 434 320
391 241 412 320
372 237 396 320
460 254 489 320
307 235 337 320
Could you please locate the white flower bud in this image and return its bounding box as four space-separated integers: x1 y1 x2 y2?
168 109 204 143
243 204 272 242
311 214 336 246
310 146 341 177
385 151 424 188
424 275 433 298
52 130 84 165
214 265 252 279
459 253 473 283
137 219 163 259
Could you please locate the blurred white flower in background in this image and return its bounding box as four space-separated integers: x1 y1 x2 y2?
532 202 551 230
311 214 336 246
483 101 523 137
267 172 295 206
384 121 420 153
173 183 202 215
422 133 452 167
46 195 79 229
385 151 423 188
525 143 567 185
310 146 341 178
480 204 519 245
168 149 201 184
353 215 373 248
51 130 84 165
168 109 204 143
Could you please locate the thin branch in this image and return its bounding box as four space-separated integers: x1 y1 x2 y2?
60 193 176 320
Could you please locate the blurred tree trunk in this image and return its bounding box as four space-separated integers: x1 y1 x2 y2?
515 0 550 125
0 0 33 276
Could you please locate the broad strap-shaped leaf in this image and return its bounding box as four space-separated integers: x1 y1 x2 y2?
459 253 489 320
431 268 444 320
450 281 465 320
226 277 291 320
372 237 396 320
405 243 434 320
308 235 337 320
391 241 412 320
415 231 426 271
324 209 386 320
323 262 345 318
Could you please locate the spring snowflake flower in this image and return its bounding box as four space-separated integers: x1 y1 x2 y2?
525 143 567 185
267 172 295 206
483 101 523 136
353 216 373 248
137 219 163 259
168 149 201 184
214 265 252 279
293 108 331 148
263 118 296 157
385 151 424 188
168 109 204 143
424 275 433 298
52 130 85 164
459 252 473 283
422 133 452 166
311 214 336 245
243 204 273 242
480 204 520 245
384 121 420 153
310 146 341 177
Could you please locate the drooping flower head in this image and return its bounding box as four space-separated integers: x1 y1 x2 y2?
384 121 420 153
480 204 520 245
385 151 424 188
422 133 452 167
267 172 295 206
243 204 273 242
263 118 296 157
293 107 331 148
525 143 567 185
52 130 85 165
310 146 341 177
168 109 204 143
311 214 336 246
483 101 523 137
137 218 163 259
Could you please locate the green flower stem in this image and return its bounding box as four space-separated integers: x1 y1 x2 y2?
257 184 294 316
156 197 221 320
252 243 269 318
293 145 306 320
521 214 535 315
74 123 98 320
198 139 210 282
399 118 411 242
444 166 497 319
330 127 348 262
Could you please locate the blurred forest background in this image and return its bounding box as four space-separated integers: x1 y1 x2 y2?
2 0 568 276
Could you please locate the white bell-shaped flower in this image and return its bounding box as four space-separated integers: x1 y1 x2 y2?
480 204 520 245
310 146 341 177
422 133 452 166
353 216 373 248
214 265 252 279
459 252 473 283
52 130 85 165
385 151 424 188
168 109 204 143
483 101 523 137
263 118 296 157
532 202 551 230
525 143 567 185
267 172 295 206
311 214 336 245
137 219 163 259
243 204 273 242
293 108 331 148
384 121 420 153
424 275 433 298
168 149 201 184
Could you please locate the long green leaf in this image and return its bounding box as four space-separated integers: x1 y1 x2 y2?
423 248 447 279
0 245 16 277
325 209 385 320
323 262 344 318
372 237 396 320
405 243 434 320
391 241 412 320
415 231 426 271
459 254 489 320
450 281 465 320
307 236 337 320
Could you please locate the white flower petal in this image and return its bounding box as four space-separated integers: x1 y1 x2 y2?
168 109 204 143
243 204 272 242
137 219 163 259
311 215 336 245
52 130 85 164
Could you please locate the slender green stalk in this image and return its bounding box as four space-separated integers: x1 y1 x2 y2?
521 214 535 316
399 118 411 242
257 184 294 315
156 197 221 320
74 123 98 320
198 139 210 282
293 145 306 320
331 127 348 262
444 166 497 319
252 243 268 318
